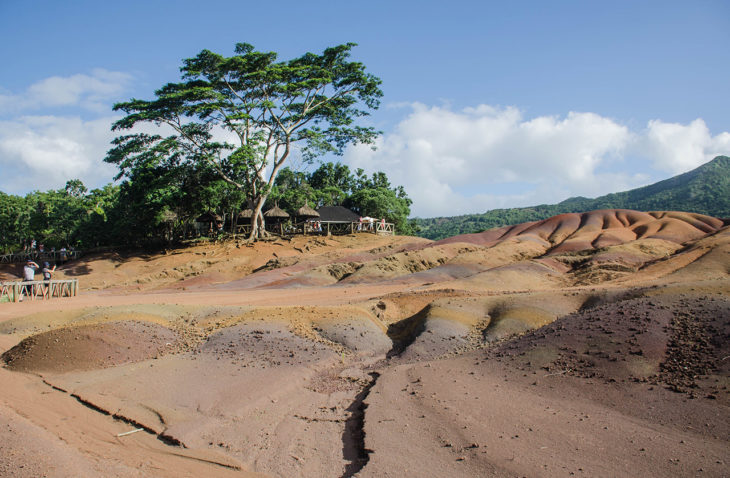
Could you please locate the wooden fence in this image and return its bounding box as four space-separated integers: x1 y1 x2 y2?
0 250 81 264
0 279 79 303
234 221 395 237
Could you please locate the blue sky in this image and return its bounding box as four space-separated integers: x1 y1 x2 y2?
1 0 729 217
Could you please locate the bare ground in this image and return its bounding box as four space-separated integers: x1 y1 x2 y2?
0 210 728 477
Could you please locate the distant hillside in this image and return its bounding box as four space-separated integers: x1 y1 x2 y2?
415 155 730 240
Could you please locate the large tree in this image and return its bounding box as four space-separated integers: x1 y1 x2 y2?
107 42 382 239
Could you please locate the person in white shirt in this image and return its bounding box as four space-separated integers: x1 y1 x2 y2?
23 260 39 281
21 260 39 300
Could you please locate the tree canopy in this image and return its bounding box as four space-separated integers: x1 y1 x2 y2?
107 42 383 239
272 162 415 234
0 180 119 253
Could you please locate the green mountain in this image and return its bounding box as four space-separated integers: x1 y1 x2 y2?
415 155 730 240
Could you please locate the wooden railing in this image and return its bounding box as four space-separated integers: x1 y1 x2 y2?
0 250 81 264
375 221 394 235
232 220 395 237
354 221 394 235
0 279 79 303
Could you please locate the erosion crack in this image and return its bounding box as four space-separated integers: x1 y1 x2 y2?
386 306 430 358
40 378 187 448
341 371 380 478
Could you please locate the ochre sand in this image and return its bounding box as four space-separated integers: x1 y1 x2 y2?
0 209 728 477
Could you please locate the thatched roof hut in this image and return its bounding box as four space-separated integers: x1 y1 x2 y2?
264 205 290 219
316 206 359 222
296 203 320 219
196 211 222 223
237 208 253 220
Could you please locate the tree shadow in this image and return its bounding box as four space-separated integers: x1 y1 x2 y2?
62 263 92 277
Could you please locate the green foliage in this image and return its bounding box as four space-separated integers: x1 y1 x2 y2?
346 187 414 235
0 180 121 253
272 162 414 234
415 156 730 240
0 159 414 252
108 42 383 239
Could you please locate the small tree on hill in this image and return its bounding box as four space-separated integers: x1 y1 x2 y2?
106 42 383 240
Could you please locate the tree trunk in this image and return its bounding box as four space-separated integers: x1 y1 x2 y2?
248 195 268 241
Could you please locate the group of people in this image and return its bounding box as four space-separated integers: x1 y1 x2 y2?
23 239 47 253
19 259 57 300
23 260 56 282
20 239 72 263
357 216 386 232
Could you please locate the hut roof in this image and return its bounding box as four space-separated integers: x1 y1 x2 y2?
196 211 222 222
264 205 290 218
316 206 359 222
296 204 320 218
238 208 253 219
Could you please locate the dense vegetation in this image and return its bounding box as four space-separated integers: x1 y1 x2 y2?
0 180 120 254
0 162 412 254
109 42 382 240
415 155 730 240
272 163 414 234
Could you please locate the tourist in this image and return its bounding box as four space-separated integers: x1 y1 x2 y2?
42 262 56 296
42 262 56 282
21 260 39 300
23 260 39 281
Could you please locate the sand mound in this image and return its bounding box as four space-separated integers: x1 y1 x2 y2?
1 210 728 477
200 321 338 368
492 293 730 398
455 260 567 292
620 225 730 284
386 301 482 361
2 321 178 373
436 209 723 251
313 315 392 357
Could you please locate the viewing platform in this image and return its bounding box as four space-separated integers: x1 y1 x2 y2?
0 250 81 264
0 279 79 303
235 220 395 236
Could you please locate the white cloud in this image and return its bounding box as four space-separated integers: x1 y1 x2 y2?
344 104 730 217
641 118 730 173
0 68 133 113
0 69 138 193
0 115 121 193
344 104 638 216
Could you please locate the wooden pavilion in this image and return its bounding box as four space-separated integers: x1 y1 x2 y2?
195 211 223 236
264 205 290 235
